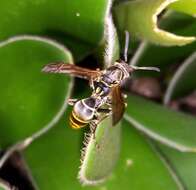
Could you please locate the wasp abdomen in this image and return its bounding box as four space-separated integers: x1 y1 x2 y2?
69 98 96 129
69 110 89 129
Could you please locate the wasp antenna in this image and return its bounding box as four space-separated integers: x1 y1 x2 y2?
130 65 160 72
124 30 130 63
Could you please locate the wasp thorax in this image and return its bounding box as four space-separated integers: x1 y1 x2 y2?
101 62 130 86
103 68 122 84
93 81 110 97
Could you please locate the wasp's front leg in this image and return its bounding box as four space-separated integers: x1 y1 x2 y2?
68 98 78 106
105 97 112 107
89 79 95 90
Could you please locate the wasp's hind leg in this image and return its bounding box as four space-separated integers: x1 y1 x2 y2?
90 120 98 140
97 108 112 116
90 119 102 149
68 98 78 106
105 97 112 107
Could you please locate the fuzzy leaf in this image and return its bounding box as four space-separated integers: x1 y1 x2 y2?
114 0 195 46
79 117 121 185
125 94 196 152
103 15 120 67
0 36 73 148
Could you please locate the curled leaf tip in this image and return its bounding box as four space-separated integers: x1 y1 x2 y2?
114 0 196 46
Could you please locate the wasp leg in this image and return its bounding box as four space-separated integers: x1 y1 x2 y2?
105 97 112 106
89 79 95 90
90 120 98 140
90 120 101 149
68 98 78 106
97 108 112 114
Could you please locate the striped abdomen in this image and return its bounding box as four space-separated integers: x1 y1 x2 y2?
69 110 89 129
69 98 97 129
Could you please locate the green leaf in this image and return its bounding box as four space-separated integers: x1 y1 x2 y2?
129 12 196 70
125 94 196 152
169 0 196 16
103 15 120 67
164 52 196 104
159 52 196 190
23 117 182 189
159 144 196 190
24 115 82 190
102 120 182 190
0 0 111 59
0 36 73 148
114 0 195 46
79 117 121 185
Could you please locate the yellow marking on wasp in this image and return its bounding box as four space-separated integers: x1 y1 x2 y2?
71 124 80 129
69 117 81 129
70 124 80 129
69 111 89 129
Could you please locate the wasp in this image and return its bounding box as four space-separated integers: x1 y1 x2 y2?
42 61 159 130
42 34 160 133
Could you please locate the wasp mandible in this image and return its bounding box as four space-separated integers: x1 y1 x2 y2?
42 33 160 132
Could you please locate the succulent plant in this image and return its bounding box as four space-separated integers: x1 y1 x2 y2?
0 0 195 189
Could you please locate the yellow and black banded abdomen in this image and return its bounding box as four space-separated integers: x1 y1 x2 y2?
69 110 89 129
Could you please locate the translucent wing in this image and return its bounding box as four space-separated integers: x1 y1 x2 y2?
111 85 125 125
42 62 101 80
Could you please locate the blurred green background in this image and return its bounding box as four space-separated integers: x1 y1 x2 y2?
0 0 195 189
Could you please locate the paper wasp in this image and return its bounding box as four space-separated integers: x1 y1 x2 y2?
42 33 160 134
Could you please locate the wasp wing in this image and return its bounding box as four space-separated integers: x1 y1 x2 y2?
42 62 101 80
111 85 125 126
